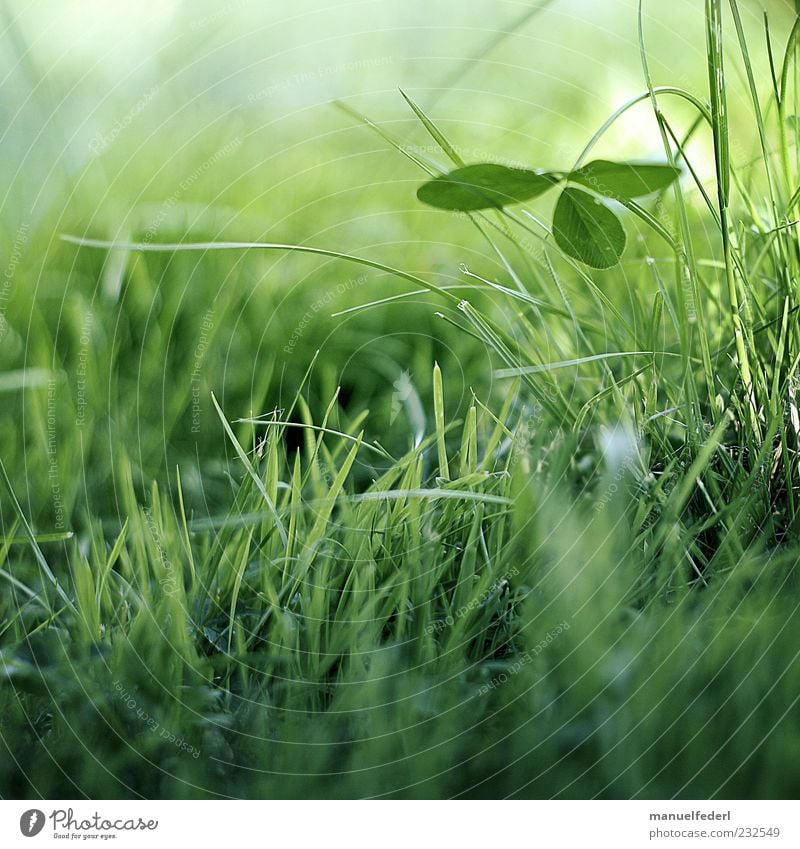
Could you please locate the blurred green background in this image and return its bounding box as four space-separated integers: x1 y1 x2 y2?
1 0 794 521
2 0 800 801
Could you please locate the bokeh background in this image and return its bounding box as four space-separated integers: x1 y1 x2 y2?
2 0 795 519
2 1 800 801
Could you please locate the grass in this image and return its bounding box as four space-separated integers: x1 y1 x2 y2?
1 0 800 799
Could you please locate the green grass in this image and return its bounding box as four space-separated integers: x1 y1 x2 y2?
1 0 800 799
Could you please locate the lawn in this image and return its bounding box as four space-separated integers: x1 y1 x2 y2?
1 0 799 799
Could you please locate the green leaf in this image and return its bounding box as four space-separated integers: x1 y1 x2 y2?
553 187 626 269
568 159 680 200
417 164 559 211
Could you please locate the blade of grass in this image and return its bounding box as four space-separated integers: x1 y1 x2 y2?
433 362 450 481
0 458 76 615
212 393 288 548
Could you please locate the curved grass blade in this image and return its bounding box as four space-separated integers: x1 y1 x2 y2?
211 393 288 548
60 236 463 307
0 459 76 615
574 86 712 171
400 88 465 167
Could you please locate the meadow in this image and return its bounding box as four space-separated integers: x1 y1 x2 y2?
1 0 799 799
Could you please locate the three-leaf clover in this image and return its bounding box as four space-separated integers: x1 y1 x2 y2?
416 159 680 269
